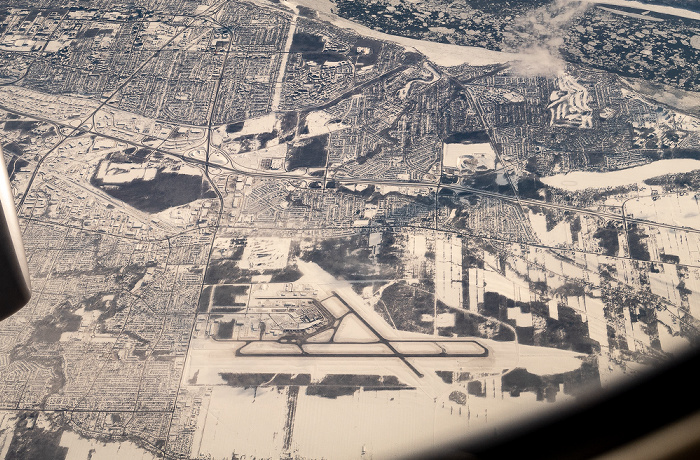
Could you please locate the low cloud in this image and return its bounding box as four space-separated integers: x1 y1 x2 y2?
507 0 591 76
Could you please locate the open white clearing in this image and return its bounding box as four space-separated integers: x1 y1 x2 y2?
307 329 335 343
334 314 379 343
303 110 350 136
193 386 287 459
320 296 350 317
442 142 496 172
529 210 573 247
625 193 700 230
60 431 157 460
239 237 291 270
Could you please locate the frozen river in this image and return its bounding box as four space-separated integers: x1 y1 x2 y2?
541 159 700 191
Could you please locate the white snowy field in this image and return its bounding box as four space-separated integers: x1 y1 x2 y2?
333 314 379 342
192 386 288 459
183 337 587 460
528 210 574 247
321 296 350 317
60 432 158 460
624 193 700 230
443 142 497 172
303 110 350 136
308 329 335 342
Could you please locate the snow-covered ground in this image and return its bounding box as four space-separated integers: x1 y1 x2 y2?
308 329 335 342
541 159 700 191
436 341 486 354
185 339 585 460
442 142 496 173
319 296 350 317
435 233 463 308
178 260 623 459
625 193 700 230
239 341 302 354
691 35 700 50
302 343 392 354
240 237 292 270
60 431 157 460
482 266 534 303
584 295 609 351
334 314 379 342
529 210 574 247
391 341 443 354
303 110 350 137
193 386 288 459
